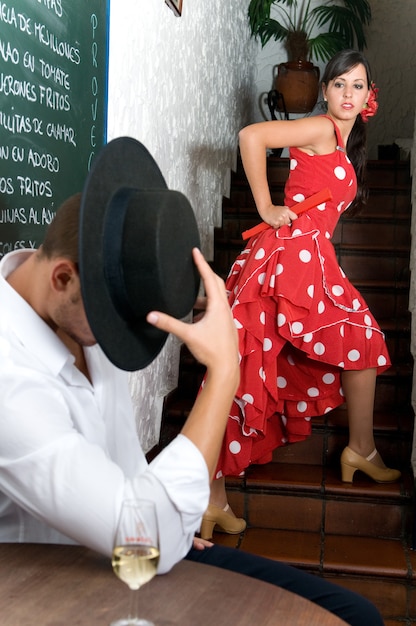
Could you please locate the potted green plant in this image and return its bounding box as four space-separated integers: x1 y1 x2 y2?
248 0 372 113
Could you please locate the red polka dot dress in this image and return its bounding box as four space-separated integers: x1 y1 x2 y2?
215 117 391 478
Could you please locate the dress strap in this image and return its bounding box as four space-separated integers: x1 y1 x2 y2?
320 114 345 150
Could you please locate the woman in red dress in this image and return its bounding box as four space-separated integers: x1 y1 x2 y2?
201 50 401 540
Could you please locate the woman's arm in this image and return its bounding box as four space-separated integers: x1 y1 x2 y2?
238 117 335 228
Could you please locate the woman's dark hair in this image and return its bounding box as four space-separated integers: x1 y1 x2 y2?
40 192 81 263
322 49 373 213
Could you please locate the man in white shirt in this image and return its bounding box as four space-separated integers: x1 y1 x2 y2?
0 138 383 625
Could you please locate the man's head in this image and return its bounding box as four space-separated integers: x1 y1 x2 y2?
40 137 200 371
41 193 81 265
37 193 96 348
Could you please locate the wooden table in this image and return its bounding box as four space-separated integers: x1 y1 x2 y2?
0 543 347 625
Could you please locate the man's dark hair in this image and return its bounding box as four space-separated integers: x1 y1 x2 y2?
40 193 81 263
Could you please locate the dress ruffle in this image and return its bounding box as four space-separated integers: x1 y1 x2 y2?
215 117 391 478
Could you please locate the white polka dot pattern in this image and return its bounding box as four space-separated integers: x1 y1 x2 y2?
213 116 391 479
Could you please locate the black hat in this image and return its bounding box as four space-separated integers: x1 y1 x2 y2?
79 136 200 371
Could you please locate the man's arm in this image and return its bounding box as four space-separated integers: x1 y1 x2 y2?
0 250 239 574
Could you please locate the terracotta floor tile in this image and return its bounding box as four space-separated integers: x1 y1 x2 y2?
326 407 348 429
246 492 323 532
325 574 408 618
209 531 243 549
239 528 321 570
246 462 324 492
271 432 325 465
324 534 408 578
407 582 416 617
225 489 245 519
325 498 403 538
324 465 405 498
225 476 245 490
325 436 405 470
400 468 415 497
326 404 413 433
405 547 416 580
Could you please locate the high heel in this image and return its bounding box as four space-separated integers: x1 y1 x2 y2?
200 503 247 540
340 446 401 484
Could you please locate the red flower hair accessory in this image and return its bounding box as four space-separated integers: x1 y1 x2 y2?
361 82 379 122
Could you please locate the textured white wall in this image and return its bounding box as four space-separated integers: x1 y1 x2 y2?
107 1 416 452
107 0 255 451
365 0 416 159
250 0 416 159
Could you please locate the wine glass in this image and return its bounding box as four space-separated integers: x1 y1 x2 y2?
111 499 160 626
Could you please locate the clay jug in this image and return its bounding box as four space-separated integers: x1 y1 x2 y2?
274 60 320 114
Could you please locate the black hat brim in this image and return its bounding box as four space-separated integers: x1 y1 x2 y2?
79 137 200 371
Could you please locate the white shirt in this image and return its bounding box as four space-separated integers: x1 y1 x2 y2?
0 250 209 573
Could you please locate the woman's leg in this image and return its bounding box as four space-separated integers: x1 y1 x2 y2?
341 368 400 481
342 368 385 465
209 475 229 509
200 476 246 539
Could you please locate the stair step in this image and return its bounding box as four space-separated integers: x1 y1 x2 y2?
216 528 412 576
333 218 411 247
158 158 414 622
216 214 412 248
243 463 412 514
364 189 412 216
215 235 410 256
208 527 415 621
253 156 412 187
161 362 413 437
154 155 416 626
213 458 415 622
325 404 413 433
161 403 413 447
226 156 412 211
216 460 415 622
224 186 412 213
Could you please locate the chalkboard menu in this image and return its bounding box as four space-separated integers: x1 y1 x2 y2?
0 0 109 258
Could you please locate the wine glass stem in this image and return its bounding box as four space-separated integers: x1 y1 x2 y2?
128 588 139 621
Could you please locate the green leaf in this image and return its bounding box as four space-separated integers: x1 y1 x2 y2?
247 0 372 59
343 0 372 24
248 0 277 35
313 6 368 50
257 18 290 47
309 32 348 62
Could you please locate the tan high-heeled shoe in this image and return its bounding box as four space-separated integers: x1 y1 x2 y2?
340 446 401 484
200 503 247 540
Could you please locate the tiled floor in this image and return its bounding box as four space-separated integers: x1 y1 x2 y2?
164 156 416 622
202 460 416 622
209 525 416 622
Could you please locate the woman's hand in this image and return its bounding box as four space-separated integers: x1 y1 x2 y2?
259 204 298 229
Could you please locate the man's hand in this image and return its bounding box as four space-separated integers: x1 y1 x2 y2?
146 248 239 377
147 247 239 478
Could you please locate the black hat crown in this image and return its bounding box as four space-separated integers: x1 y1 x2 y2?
79 137 200 371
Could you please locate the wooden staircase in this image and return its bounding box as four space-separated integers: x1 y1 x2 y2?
156 156 415 625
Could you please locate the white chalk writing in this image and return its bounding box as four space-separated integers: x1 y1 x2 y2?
0 0 106 255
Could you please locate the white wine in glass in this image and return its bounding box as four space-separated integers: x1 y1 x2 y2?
111 499 160 626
